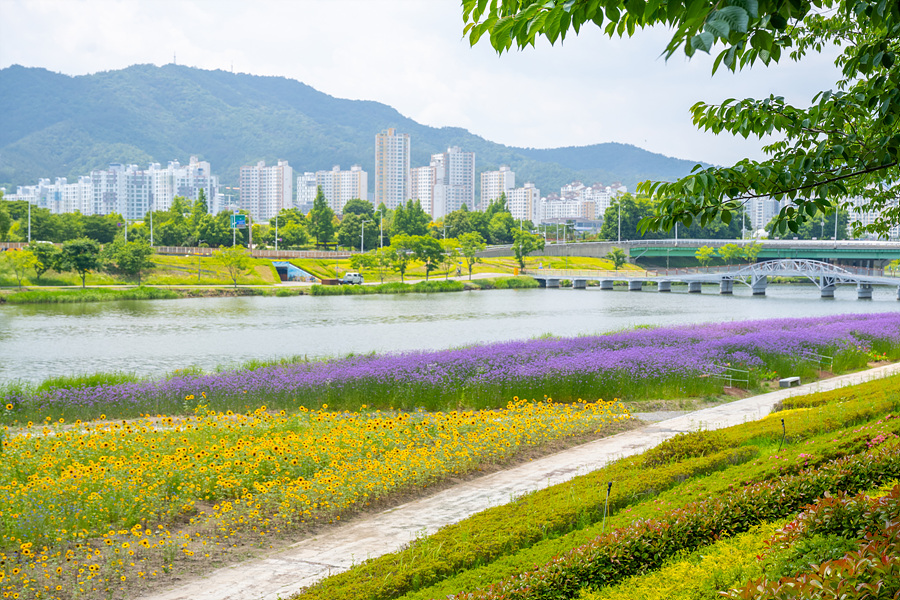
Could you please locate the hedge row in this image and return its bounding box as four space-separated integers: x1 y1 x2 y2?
453 442 900 600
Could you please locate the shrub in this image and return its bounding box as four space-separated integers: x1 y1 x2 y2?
642 430 730 467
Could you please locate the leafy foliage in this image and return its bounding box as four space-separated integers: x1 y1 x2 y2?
461 0 900 237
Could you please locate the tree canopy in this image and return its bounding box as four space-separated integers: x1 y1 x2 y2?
462 0 900 238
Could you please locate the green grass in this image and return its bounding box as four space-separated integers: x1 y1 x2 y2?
2 286 181 304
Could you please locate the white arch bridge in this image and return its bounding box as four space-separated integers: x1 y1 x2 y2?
527 259 900 300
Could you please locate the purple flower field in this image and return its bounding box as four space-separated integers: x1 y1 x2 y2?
6 313 900 421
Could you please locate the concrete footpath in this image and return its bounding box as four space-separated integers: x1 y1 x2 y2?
140 363 900 600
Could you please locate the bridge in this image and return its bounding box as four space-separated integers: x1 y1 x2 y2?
481 239 900 266
527 259 900 300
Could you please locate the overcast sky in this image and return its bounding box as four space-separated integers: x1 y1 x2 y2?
0 0 841 167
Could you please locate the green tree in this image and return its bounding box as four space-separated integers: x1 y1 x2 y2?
440 238 461 279
696 245 716 270
342 199 375 218
215 245 253 288
717 243 743 266
28 242 61 281
60 238 101 288
458 231 486 280
606 247 628 271
373 247 394 283
742 241 763 263
3 248 38 287
412 235 444 280
308 187 335 247
194 189 209 217
388 234 416 282
0 199 9 242
511 229 545 269
392 200 430 237
102 239 154 284
82 214 120 244
488 212 517 244
463 0 900 238
349 251 376 273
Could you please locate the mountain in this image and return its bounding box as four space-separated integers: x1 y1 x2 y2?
0 64 710 196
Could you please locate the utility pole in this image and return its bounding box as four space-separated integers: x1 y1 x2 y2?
27 202 31 243
617 201 621 243
361 219 372 252
275 215 279 251
379 207 384 249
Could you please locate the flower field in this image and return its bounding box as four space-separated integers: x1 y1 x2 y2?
4 312 900 424
0 397 627 599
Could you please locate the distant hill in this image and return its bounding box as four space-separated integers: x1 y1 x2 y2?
0 64 710 197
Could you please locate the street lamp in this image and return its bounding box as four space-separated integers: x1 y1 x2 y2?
275 215 279 251
378 207 385 249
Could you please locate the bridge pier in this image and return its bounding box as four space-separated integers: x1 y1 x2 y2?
719 278 734 295
546 278 560 288
599 280 614 290
857 283 873 300
688 281 702 293
657 280 671 292
897 286 900 300
751 275 768 296
573 279 587 289
821 284 836 298
628 280 644 292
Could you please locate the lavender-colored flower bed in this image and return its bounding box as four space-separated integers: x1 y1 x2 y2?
7 313 900 420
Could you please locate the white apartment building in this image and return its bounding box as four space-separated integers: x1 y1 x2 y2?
847 196 900 239
296 172 318 210
481 165 515 209
540 195 595 221
559 181 627 220
315 165 368 214
432 147 475 218
239 160 293 222
9 157 221 220
375 128 410 210
410 164 437 215
507 183 541 223
747 197 783 234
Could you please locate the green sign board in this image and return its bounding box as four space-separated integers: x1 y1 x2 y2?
230 214 247 229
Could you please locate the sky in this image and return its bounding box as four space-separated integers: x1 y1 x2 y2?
0 0 842 167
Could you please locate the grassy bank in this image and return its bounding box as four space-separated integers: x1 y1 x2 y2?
309 276 538 296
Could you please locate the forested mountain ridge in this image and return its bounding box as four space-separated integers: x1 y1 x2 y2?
0 64 710 195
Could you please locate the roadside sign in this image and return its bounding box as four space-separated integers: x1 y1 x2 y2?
231 214 247 229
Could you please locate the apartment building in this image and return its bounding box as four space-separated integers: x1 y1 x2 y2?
239 160 293 222
507 183 541 223
315 165 368 214
374 128 410 210
481 165 515 209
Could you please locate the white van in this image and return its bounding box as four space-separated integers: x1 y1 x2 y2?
341 272 364 285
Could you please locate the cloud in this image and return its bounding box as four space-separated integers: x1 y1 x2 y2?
0 0 842 167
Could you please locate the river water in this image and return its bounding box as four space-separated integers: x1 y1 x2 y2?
2 284 898 384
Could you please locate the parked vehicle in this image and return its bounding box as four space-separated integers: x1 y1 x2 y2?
340 272 364 285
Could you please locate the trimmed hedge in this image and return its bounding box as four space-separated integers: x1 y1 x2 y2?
453 442 900 599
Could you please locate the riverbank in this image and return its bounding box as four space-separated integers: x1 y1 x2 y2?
0 275 533 304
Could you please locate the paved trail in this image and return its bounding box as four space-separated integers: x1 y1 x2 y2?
140 363 900 600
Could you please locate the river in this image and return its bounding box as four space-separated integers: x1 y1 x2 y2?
2 284 898 384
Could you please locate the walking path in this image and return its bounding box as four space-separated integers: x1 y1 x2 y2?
140 363 900 600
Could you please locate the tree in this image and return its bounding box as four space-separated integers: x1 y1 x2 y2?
462 0 900 238
388 234 416 282
342 198 375 218
215 245 253 288
606 247 628 271
488 212 517 244
308 187 335 247
0 200 12 242
717 243 743 266
458 232 486 280
742 241 763 263
511 229 545 269
28 242 61 281
60 238 100 288
696 246 716 270
82 214 121 244
349 251 376 273
337 213 362 249
373 247 394 283
440 238 461 279
102 239 154 284
392 200 430 237
3 248 37 287
412 235 444 280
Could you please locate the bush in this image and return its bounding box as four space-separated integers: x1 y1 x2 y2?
643 430 730 467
